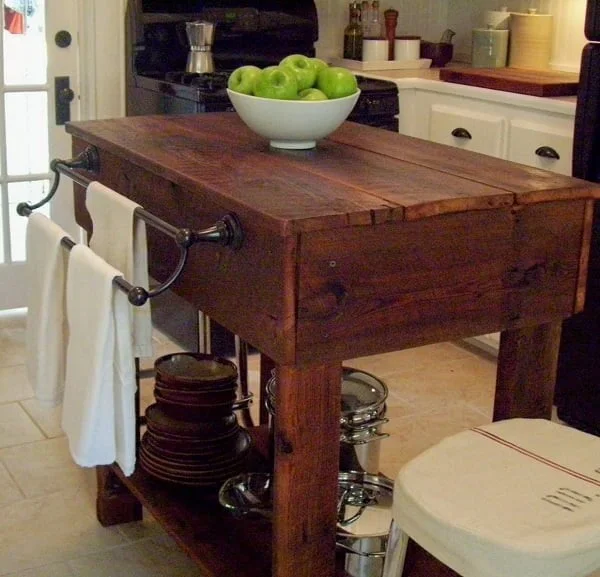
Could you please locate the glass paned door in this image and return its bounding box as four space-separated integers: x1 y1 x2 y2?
0 0 79 310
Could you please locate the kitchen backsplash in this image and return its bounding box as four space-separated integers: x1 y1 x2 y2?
315 0 586 72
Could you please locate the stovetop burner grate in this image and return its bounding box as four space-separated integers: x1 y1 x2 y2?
164 71 230 92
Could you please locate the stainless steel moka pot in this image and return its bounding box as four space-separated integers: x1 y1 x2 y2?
185 21 216 74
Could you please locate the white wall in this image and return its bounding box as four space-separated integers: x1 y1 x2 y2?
315 0 587 71
80 0 126 120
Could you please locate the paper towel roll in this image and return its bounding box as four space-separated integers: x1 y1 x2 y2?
508 12 553 69
485 8 510 30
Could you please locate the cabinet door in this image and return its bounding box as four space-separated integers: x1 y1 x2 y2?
508 120 573 176
429 105 505 157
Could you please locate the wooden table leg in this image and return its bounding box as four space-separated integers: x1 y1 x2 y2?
494 321 563 420
271 363 342 577
96 465 143 526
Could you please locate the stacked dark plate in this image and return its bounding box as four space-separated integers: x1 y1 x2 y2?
140 353 252 488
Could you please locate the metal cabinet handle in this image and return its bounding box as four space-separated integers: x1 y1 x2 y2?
451 127 472 139
535 146 560 160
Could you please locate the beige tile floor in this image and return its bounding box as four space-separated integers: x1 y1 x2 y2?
0 308 597 577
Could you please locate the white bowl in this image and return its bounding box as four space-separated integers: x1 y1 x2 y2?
226 88 361 150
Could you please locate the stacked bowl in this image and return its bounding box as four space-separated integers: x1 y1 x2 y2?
140 353 252 488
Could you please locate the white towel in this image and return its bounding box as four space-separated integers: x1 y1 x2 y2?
61 244 137 476
25 213 72 408
86 181 153 358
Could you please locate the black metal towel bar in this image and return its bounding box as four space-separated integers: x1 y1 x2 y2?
17 146 244 306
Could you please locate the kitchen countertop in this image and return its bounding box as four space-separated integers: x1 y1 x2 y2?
357 64 578 115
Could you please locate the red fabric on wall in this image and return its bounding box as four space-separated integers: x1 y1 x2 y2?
4 6 25 34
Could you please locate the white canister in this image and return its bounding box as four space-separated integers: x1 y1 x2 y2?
485 7 510 30
362 38 389 61
472 27 509 68
394 36 421 61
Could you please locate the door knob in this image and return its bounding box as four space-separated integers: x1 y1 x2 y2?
55 30 72 48
58 87 75 104
55 76 75 125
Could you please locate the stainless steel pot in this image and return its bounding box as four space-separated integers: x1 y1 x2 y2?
218 470 394 577
266 367 389 474
337 472 394 577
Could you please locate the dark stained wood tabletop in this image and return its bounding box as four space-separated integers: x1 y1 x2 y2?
66 114 599 231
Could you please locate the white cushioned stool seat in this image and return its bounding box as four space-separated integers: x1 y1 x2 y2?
393 418 600 577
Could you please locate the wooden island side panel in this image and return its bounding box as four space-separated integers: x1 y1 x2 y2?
296 199 590 363
71 141 297 364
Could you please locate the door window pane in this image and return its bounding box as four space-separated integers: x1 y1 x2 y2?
5 91 49 175
8 179 49 262
3 0 46 85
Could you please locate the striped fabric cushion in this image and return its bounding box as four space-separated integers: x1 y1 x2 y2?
393 418 600 577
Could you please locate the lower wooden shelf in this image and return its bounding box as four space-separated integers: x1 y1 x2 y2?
101 425 450 577
112 464 272 577
108 426 273 577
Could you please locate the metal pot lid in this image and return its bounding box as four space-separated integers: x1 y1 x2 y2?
341 368 388 418
266 367 388 422
336 472 394 538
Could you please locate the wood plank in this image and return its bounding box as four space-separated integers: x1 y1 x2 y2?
202 117 514 221
439 67 579 97
67 115 600 234
328 123 600 208
296 201 588 363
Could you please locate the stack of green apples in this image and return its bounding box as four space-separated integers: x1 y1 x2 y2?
227 54 358 101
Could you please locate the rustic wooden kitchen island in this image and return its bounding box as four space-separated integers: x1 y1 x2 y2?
65 113 599 577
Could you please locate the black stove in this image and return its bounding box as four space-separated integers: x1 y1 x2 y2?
126 0 399 129
134 71 233 114
163 71 229 90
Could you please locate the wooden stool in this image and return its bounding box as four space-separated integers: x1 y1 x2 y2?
383 419 600 577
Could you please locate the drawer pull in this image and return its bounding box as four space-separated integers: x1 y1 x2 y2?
451 127 472 139
535 146 560 160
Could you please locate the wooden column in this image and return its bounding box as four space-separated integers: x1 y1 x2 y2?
96 465 143 526
494 322 563 420
272 363 343 577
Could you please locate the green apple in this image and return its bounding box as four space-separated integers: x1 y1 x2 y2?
298 88 328 101
279 54 318 91
227 65 261 95
253 66 299 100
309 57 329 74
316 66 358 99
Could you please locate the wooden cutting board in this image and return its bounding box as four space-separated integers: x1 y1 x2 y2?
438 67 579 97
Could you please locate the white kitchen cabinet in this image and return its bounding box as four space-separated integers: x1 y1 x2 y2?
397 81 576 171
507 119 573 175
429 104 505 157
395 79 577 355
